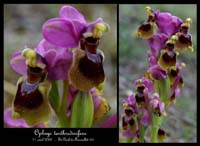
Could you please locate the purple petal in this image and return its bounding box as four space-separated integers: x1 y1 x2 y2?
148 33 168 53
127 94 135 106
150 99 159 109
159 102 166 115
122 128 139 138
10 50 27 76
100 113 117 128
36 39 73 80
67 85 78 108
4 108 32 128
42 18 79 48
134 77 154 92
175 88 181 98
140 109 150 126
149 65 167 80
151 93 160 100
89 87 102 112
4 108 45 128
147 50 158 67
150 93 160 109
143 88 150 104
36 39 57 67
72 20 86 39
66 85 78 117
47 59 71 80
59 5 86 24
155 11 183 35
169 73 182 98
123 93 136 110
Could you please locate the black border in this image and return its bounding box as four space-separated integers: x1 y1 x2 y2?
1 0 199 144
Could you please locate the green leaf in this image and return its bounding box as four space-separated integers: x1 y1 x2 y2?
154 80 159 94
49 81 60 113
159 77 170 104
139 125 147 143
154 77 170 105
57 80 69 127
126 137 133 143
82 94 94 127
150 115 163 142
70 92 94 128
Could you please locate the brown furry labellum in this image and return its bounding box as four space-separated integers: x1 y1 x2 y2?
137 22 154 39
175 32 192 51
158 50 176 70
12 67 51 126
69 48 105 91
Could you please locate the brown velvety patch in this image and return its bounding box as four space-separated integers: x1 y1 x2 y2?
78 54 105 82
14 82 43 110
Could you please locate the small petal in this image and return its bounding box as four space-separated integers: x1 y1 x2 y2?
93 97 110 124
122 128 139 139
48 59 71 80
100 113 117 128
36 39 73 80
149 65 167 80
42 18 79 48
4 108 31 128
150 98 159 109
89 87 102 112
159 102 166 116
66 85 78 117
140 109 150 126
10 50 27 76
89 88 110 123
123 93 135 107
169 72 183 100
148 33 168 53
147 50 158 67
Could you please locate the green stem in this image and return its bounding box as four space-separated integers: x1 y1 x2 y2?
49 81 59 114
57 80 69 127
151 78 169 142
139 125 146 143
150 115 162 142
126 137 133 143
150 125 159 142
70 91 94 128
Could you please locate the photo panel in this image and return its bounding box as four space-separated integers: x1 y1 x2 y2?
3 4 117 143
119 4 197 143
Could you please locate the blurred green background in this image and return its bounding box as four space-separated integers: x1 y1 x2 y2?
4 4 117 126
119 4 196 142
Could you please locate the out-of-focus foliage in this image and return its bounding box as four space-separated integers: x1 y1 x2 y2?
119 4 196 142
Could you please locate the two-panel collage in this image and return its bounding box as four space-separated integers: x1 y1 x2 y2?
4 4 197 143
